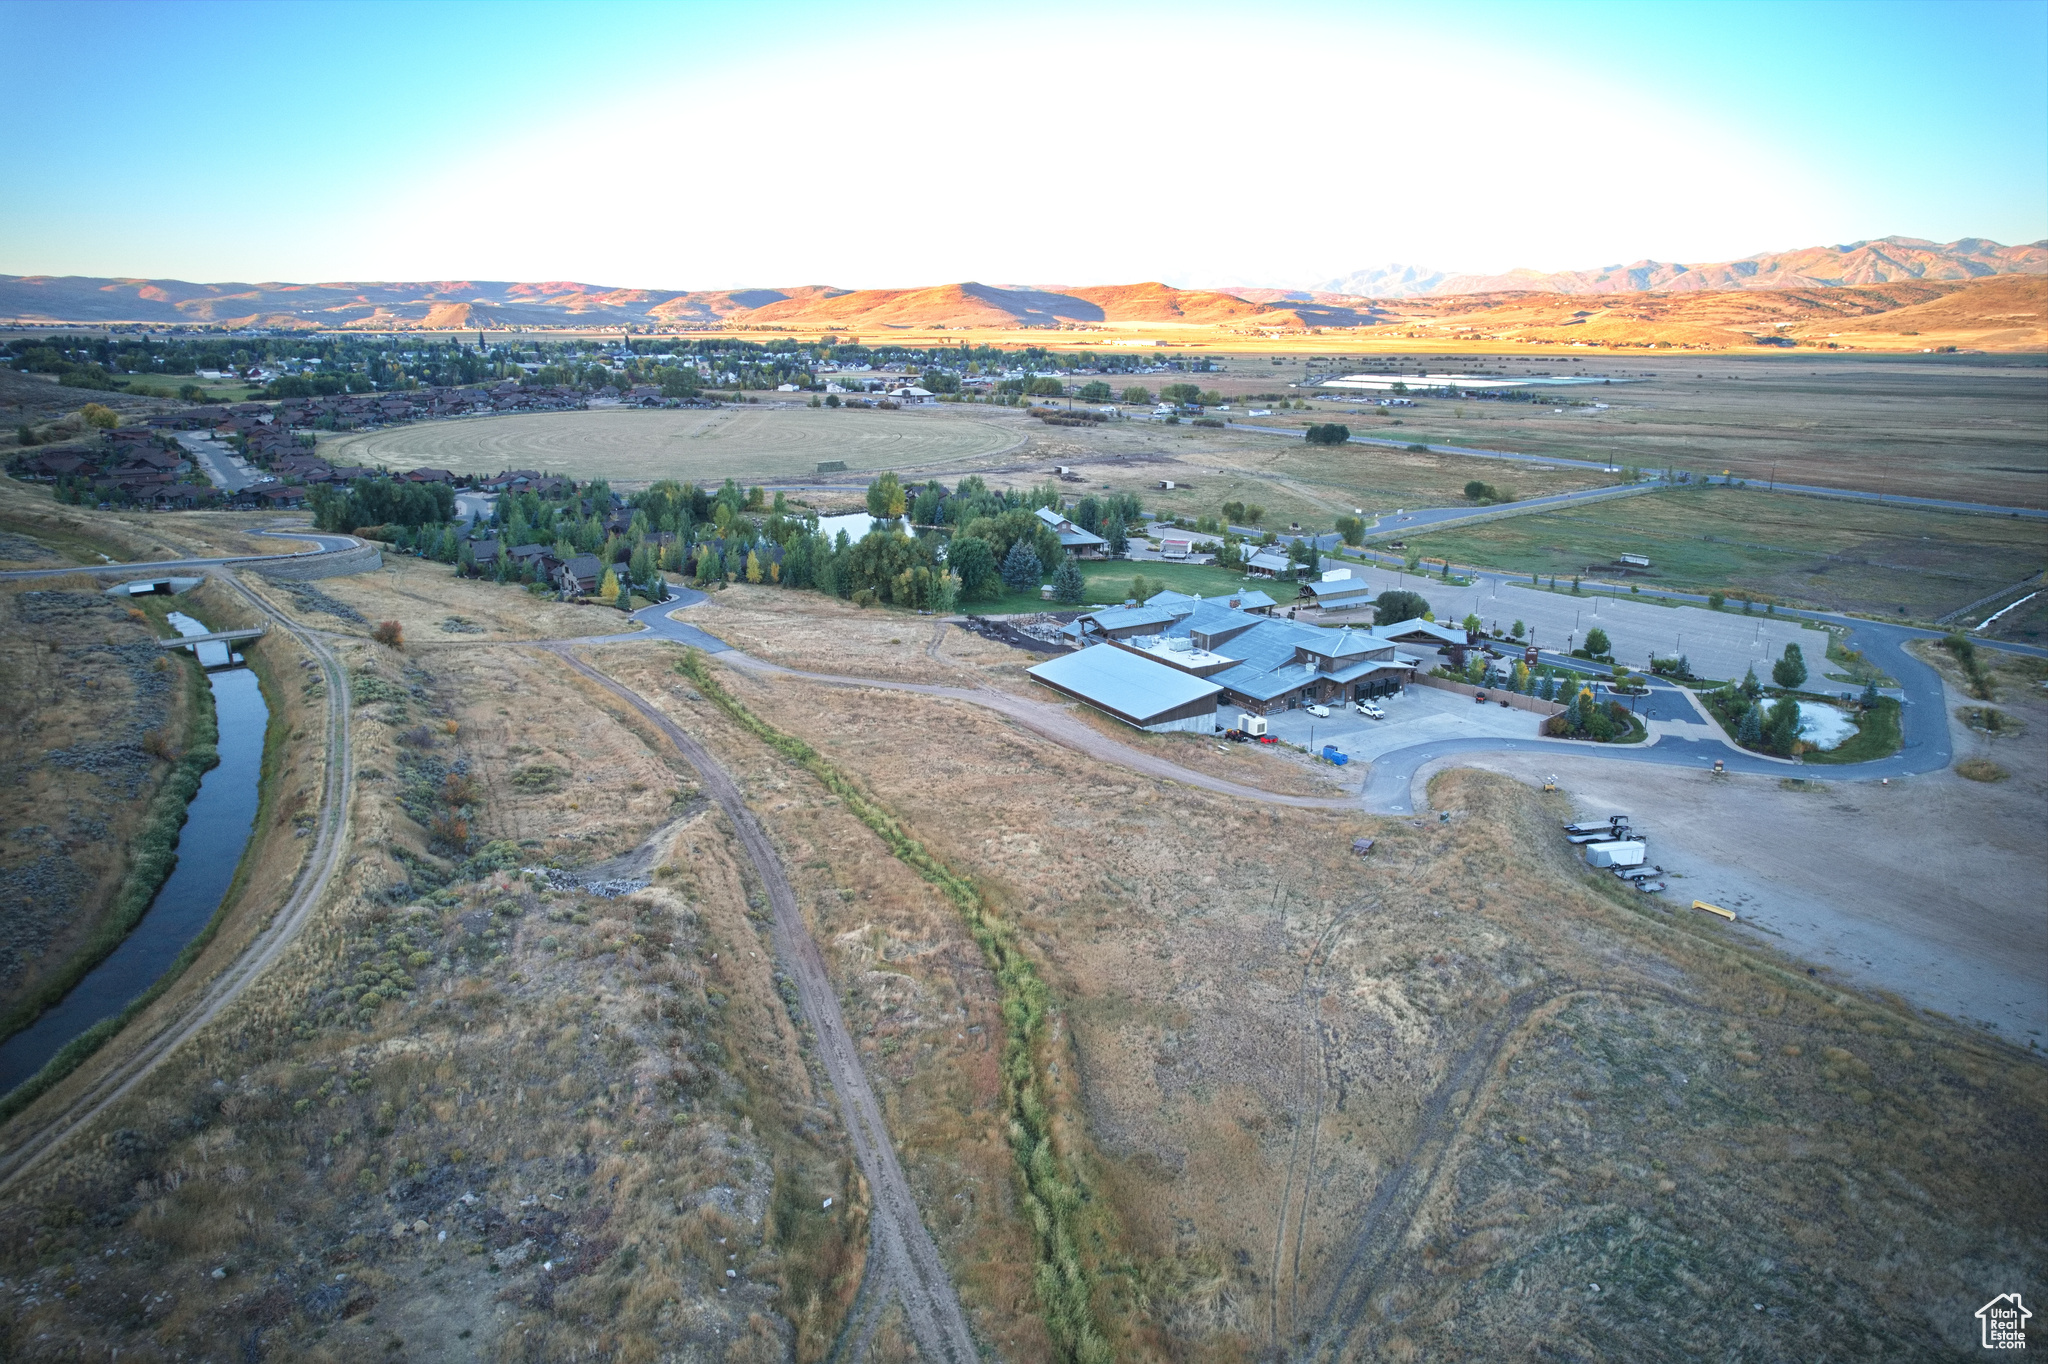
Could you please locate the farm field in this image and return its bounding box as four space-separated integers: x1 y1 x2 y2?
1403 484 2048 620
318 405 1027 482
1223 353 2048 509
963 412 1618 531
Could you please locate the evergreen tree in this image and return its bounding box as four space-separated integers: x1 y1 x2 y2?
1738 700 1764 746
1861 680 1880 709
1772 642 1807 690
1050 554 1086 604
999 537 1043 593
1103 514 1129 558
1741 665 1762 699
1765 697 1801 753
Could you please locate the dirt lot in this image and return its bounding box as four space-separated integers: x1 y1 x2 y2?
1437 697 2047 1044
320 405 1027 483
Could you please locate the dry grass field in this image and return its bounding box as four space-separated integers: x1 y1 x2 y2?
686 655 2048 1362
320 406 1027 483
0 628 876 1363
254 552 612 645
1213 353 2048 509
0 579 195 1029
3 547 2043 1361
0 478 322 569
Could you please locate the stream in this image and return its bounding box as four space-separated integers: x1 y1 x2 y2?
0 611 269 1094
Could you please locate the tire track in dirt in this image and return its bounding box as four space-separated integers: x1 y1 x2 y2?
548 646 978 1364
0 568 356 1193
1298 980 1719 1363
1269 904 1354 1349
717 651 1360 810
1295 984 1557 1363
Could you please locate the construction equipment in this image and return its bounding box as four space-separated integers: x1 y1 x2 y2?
1542 774 1559 792
1239 712 1268 737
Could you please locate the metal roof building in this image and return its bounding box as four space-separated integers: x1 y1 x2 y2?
1027 644 1223 733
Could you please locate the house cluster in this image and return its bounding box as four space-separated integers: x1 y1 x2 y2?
12 428 212 509
143 380 593 438
1031 591 1468 731
457 501 719 597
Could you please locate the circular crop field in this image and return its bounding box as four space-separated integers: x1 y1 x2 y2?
316 407 1025 483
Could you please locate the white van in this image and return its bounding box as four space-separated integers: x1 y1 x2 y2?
1306 704 1331 718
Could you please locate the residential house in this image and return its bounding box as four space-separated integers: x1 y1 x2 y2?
1245 549 1294 578
1033 505 1109 558
556 554 604 595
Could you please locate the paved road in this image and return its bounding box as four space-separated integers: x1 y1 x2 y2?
175 431 266 494
0 527 361 582
552 648 979 1364
1223 421 2048 519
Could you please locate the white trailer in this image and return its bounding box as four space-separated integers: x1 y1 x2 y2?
1584 840 1647 869
1238 712 1268 737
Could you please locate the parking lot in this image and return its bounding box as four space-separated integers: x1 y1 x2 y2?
1256 683 1542 762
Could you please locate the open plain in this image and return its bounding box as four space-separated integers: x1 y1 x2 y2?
321 407 1027 483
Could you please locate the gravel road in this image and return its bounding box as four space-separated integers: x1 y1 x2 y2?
549 647 979 1364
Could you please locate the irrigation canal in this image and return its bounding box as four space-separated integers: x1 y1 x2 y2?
0 612 268 1094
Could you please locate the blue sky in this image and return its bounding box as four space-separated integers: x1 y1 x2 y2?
1 0 2041 288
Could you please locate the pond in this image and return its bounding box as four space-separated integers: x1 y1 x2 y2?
1795 700 1858 751
0 612 269 1094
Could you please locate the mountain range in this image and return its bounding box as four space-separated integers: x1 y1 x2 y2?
1281 236 2047 300
0 237 2040 339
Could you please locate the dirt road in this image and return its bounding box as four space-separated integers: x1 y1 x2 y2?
549 647 979 1364
0 569 357 1193
719 650 1360 809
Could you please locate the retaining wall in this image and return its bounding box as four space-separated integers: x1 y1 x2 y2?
254 545 382 581
1413 670 1566 717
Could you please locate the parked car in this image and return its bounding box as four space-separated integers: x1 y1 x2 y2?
1354 702 1385 720
1306 704 1331 718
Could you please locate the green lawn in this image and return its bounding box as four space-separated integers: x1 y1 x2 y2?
1801 697 1902 765
962 559 1290 615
